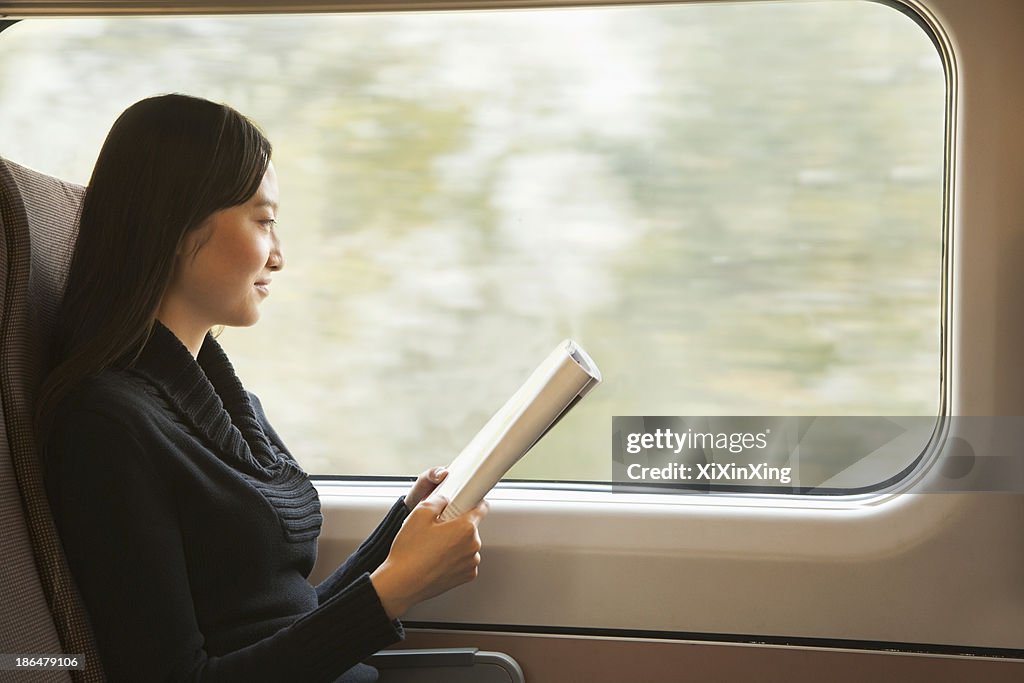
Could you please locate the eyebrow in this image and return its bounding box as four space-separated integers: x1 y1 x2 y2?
253 199 279 211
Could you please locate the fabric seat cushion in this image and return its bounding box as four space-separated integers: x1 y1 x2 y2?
0 156 102 683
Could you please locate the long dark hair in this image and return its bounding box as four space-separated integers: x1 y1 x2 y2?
35 93 272 445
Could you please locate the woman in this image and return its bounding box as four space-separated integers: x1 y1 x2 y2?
35 93 487 683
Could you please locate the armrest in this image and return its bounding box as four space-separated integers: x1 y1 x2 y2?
367 648 525 683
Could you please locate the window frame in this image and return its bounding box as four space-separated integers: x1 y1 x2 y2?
0 0 957 502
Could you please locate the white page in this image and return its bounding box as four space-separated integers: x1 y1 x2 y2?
431 340 601 521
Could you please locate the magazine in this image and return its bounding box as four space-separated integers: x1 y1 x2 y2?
431 339 602 522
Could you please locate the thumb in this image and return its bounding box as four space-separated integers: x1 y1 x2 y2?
415 494 449 515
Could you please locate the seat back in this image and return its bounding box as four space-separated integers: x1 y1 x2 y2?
0 157 104 682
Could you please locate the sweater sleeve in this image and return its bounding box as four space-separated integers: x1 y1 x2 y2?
45 407 402 683
315 497 410 605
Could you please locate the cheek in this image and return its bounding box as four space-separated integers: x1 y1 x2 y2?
216 233 270 277
233 237 270 275
184 237 267 296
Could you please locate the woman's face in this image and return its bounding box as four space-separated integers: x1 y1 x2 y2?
161 162 283 337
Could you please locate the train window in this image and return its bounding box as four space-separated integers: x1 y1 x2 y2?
0 1 946 492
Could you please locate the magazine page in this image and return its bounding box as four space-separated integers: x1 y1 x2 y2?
432 340 601 521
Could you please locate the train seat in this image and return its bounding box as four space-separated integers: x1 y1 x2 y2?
0 155 93 682
0 155 524 683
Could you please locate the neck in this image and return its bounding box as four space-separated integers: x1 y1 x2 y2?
154 306 209 358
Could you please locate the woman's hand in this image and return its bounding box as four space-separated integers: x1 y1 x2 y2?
370 496 488 620
404 466 448 511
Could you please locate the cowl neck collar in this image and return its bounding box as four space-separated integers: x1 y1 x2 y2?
128 319 282 478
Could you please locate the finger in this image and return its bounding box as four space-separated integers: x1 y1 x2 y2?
466 499 490 521
431 466 449 482
471 531 482 553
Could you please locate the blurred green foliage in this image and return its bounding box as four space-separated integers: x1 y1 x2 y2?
0 1 944 486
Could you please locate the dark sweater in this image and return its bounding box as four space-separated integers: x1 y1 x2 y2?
43 320 409 682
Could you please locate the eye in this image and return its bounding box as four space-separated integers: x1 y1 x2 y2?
258 218 277 230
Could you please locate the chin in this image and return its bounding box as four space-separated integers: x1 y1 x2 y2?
225 309 261 328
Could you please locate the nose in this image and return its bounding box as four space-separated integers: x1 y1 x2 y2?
269 232 284 271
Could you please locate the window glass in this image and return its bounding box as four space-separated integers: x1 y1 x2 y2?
0 2 945 487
